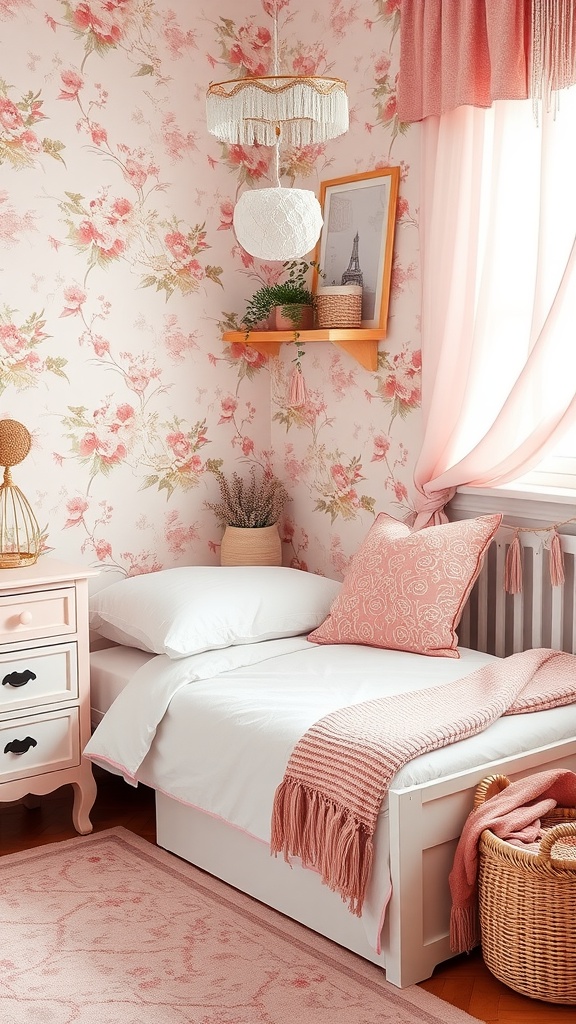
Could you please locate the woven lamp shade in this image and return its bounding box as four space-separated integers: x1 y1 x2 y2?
233 187 323 261
0 419 41 568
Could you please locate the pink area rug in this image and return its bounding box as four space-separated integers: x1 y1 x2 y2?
0 827 481 1023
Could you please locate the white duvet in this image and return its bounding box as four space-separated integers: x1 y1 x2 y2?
85 638 576 949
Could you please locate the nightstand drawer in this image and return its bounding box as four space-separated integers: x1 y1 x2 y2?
0 588 76 645
0 707 80 783
0 642 78 715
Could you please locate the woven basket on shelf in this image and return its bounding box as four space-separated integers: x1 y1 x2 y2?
474 773 576 1004
315 285 362 329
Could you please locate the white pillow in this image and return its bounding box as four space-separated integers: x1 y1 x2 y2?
89 565 341 659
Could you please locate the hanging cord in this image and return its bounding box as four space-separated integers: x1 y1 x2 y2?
272 8 279 75
270 5 306 410
272 9 281 185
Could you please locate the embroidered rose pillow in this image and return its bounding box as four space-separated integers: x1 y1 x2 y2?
308 513 502 658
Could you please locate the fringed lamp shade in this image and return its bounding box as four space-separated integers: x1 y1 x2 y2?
233 187 323 261
207 11 348 262
0 419 41 568
206 76 348 146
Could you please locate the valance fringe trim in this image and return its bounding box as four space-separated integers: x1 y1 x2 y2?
531 0 576 116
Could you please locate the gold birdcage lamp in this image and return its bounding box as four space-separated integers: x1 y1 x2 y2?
0 419 41 568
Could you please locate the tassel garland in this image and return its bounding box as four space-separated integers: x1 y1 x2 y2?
549 529 566 587
504 533 523 594
503 526 569 594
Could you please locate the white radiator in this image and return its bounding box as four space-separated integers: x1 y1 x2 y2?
459 526 576 657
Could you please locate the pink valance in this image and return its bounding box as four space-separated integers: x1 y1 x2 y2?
398 0 576 123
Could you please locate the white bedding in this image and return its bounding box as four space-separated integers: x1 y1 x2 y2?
85 638 576 951
90 645 154 725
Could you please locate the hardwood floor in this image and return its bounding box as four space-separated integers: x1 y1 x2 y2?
2 770 576 1024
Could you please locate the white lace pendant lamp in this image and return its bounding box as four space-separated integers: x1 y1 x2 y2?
207 11 347 261
233 179 323 261
206 6 348 151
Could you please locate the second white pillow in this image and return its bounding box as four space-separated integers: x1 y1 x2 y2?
90 565 341 658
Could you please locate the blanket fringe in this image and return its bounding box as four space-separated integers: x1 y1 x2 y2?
271 778 373 916
449 904 480 955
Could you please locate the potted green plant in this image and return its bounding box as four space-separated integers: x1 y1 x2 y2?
206 466 288 566
241 259 320 335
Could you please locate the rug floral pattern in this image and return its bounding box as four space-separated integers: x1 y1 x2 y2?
0 828 480 1024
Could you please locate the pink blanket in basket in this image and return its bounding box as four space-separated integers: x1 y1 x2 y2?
270 647 576 916
449 768 576 954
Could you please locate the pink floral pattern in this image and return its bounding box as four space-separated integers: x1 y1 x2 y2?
209 13 272 76
0 306 67 394
0 0 422 578
0 80 64 168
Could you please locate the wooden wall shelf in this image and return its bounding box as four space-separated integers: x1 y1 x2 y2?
222 329 383 371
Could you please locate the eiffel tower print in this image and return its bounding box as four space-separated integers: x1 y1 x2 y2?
341 232 363 287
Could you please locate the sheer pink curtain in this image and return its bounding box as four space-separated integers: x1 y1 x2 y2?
413 96 576 527
397 1 576 527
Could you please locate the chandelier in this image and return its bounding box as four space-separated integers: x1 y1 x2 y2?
206 74 348 148
206 12 348 261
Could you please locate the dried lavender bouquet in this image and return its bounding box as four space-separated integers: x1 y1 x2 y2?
207 468 288 528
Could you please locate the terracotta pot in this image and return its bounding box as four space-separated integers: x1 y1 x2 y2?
274 304 314 331
220 523 282 567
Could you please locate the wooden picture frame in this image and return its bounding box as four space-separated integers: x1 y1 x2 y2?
314 167 400 330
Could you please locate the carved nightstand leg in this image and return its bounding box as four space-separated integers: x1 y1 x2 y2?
72 768 97 835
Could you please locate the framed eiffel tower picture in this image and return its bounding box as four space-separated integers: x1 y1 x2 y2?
314 167 400 330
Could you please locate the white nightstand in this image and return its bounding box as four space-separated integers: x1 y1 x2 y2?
0 558 99 834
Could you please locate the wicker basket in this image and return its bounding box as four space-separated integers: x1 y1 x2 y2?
220 523 282 567
474 774 576 1004
315 286 362 329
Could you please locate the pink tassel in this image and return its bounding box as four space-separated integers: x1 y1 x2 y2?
289 365 307 408
504 534 523 594
549 529 565 587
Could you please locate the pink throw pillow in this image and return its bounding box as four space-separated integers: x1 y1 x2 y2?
308 512 502 658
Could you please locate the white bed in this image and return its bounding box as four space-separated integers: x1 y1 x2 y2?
87 634 576 988
84 518 576 989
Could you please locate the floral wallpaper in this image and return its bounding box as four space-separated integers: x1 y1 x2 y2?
0 0 421 582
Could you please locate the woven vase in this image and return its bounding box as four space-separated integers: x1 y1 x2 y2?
220 523 282 567
315 285 362 328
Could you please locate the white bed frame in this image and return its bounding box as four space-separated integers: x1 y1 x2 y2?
94 524 576 988
156 736 576 988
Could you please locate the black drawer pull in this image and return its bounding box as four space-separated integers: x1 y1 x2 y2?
4 736 38 755
2 669 37 688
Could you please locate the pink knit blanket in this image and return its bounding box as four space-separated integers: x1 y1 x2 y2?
449 768 576 955
270 648 576 916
